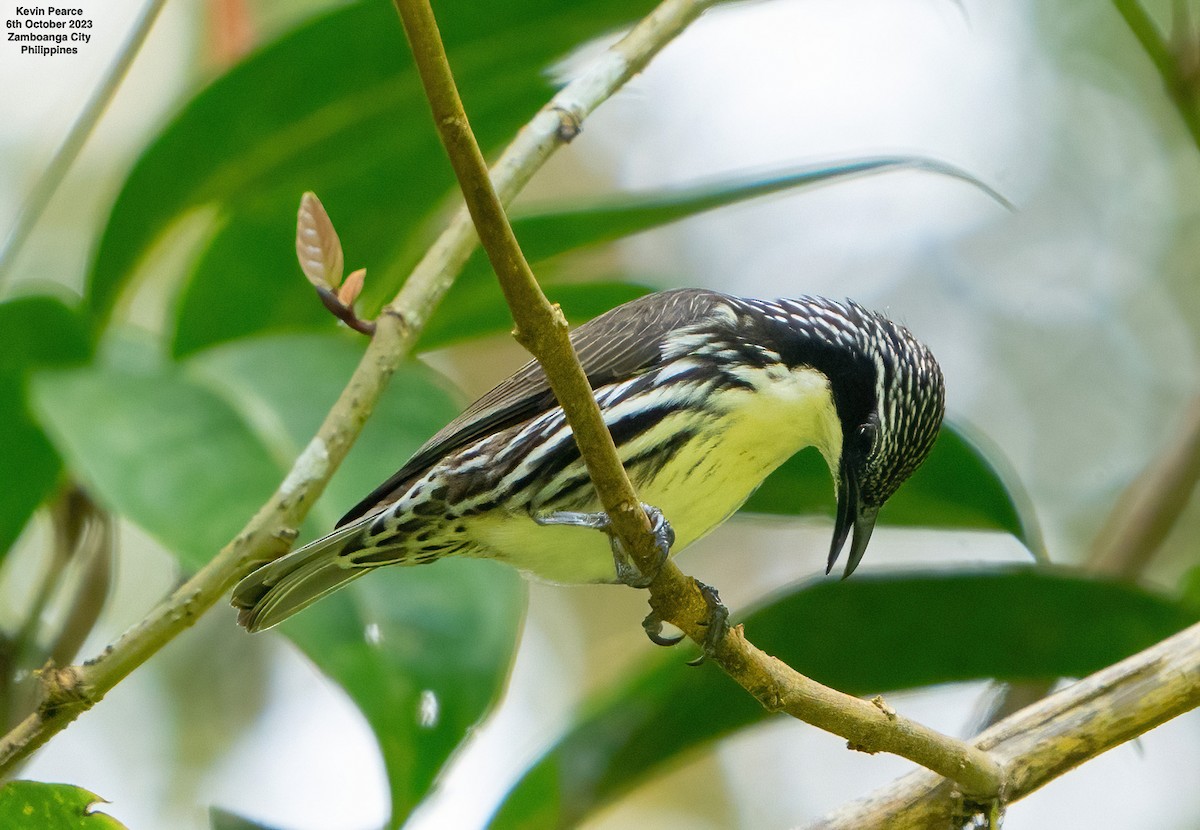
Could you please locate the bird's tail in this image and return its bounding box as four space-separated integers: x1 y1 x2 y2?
232 521 369 633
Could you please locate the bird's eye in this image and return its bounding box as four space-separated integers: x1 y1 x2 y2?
857 422 877 449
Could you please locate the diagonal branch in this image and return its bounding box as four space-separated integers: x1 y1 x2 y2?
392 0 1003 801
0 0 718 776
808 620 1200 829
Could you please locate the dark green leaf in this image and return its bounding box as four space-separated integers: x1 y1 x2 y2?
424 159 1002 353
1181 563 1200 607
508 157 1008 266
0 780 126 829
81 0 659 354
0 296 92 560
31 333 458 569
209 806 279 830
0 295 91 376
30 332 519 826
743 424 1040 552
31 355 281 570
185 332 460 531
283 558 525 827
490 568 1199 829
417 279 654 351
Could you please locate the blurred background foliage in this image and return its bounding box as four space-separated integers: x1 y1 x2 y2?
0 0 1199 828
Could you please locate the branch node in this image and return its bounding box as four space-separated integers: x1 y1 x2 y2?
35 662 92 721
316 285 377 336
551 105 583 142
871 694 897 720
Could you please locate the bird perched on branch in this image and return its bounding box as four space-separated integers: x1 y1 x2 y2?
232 288 945 642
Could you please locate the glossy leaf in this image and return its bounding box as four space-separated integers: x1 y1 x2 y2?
31 354 281 570
209 807 279 830
744 424 1040 551
32 333 524 823
416 279 654 351
506 157 1007 267
0 780 126 829
79 0 658 354
489 568 1200 829
0 296 92 560
283 559 525 826
185 333 460 531
31 333 457 569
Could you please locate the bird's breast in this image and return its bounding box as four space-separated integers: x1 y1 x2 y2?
465 364 842 584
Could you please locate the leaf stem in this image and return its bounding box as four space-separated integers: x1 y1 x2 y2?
391 0 1003 800
0 0 727 779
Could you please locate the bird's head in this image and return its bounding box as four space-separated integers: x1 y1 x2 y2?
734 296 945 578
823 307 945 578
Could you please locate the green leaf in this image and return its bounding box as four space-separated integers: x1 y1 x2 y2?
0 295 91 375
209 807 279 830
31 333 520 823
283 559 525 828
507 157 1007 266
1181 563 1200 607
184 333 460 530
190 336 526 826
0 296 91 560
31 333 457 569
31 354 281 570
744 424 1040 551
417 279 655 351
490 568 1200 830
0 781 126 829
80 0 659 353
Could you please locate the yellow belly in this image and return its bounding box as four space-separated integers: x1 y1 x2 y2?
469 366 842 584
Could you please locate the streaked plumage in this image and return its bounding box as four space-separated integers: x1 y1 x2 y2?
233 288 945 632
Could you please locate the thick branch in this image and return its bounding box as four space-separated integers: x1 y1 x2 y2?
0 0 712 776
392 0 1002 800
809 621 1200 829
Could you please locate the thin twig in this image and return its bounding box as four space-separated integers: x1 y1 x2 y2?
0 0 725 778
807 621 1200 829
0 0 169 289
392 0 1003 800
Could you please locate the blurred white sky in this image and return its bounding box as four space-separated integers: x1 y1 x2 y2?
5 0 1200 828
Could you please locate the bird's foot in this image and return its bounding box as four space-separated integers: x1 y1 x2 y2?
641 579 730 665
686 580 729 666
642 610 685 647
535 502 674 589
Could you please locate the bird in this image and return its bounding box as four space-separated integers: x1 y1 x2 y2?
232 288 946 638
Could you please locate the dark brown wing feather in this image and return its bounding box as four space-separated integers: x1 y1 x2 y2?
337 288 730 526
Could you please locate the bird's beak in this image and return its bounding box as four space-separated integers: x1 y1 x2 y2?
826 469 880 579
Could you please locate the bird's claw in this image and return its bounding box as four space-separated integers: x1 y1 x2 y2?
686 580 730 666
642 610 685 646
535 502 674 589
641 579 730 664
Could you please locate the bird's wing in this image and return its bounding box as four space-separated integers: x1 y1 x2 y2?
337 287 730 525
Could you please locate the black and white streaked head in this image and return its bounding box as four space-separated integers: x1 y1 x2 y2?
722 295 946 577
232 288 945 632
